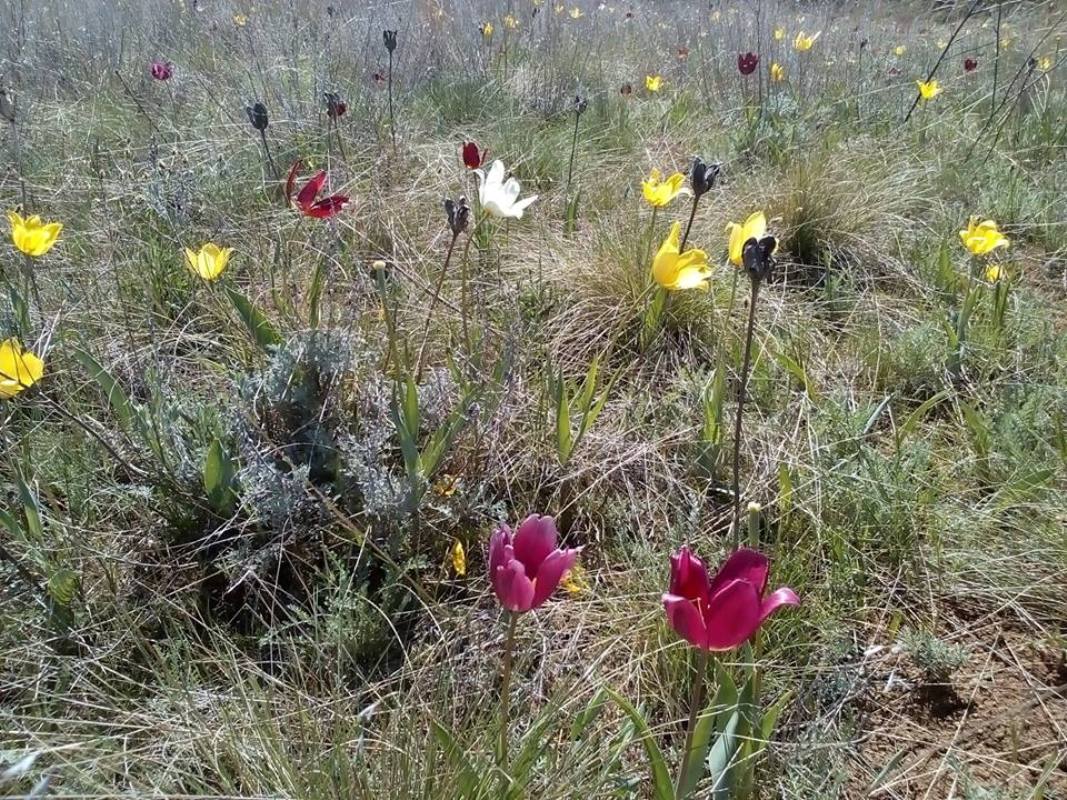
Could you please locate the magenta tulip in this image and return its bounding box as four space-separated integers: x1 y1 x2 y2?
488 515 579 613
663 546 798 651
150 60 173 81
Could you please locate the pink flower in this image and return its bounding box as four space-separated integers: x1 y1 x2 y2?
150 60 173 81
488 515 579 613
285 161 351 219
737 52 760 75
461 140 487 170
964 57 978 73
662 547 798 651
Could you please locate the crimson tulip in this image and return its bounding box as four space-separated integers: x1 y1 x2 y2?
285 161 350 219
737 52 759 75
964 57 978 72
461 140 487 170
488 515 578 613
150 60 173 81
663 546 798 651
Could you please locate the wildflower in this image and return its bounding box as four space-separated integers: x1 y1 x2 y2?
323 91 346 119
480 21 494 39
382 29 398 53
245 101 269 131
372 71 386 86
964 57 978 72
488 514 579 613
916 79 942 100
443 196 471 235
233 13 247 26
663 546 799 651
689 156 720 198
742 233 777 283
793 31 820 51
894 45 906 56
474 160 538 219
450 540 467 576
569 7 583 18
574 93 588 115
959 217 1009 256
561 563 589 595
461 140 487 170
774 27 786 41
985 263 1003 282
641 168 688 208
677 46 690 60
0 338 44 400
737 52 759 75
652 221 712 291
770 61 786 81
1038 55 1053 71
645 74 663 92
937 39 948 50
433 473 459 497
503 13 518 30
184 243 233 281
726 211 767 267
7 211 62 258
285 161 351 219
150 59 173 81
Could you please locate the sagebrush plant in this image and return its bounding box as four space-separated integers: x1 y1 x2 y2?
2 0 1066 798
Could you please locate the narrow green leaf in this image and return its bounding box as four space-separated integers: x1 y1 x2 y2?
430 721 480 795
15 469 43 541
46 568 79 606
677 707 716 799
897 389 950 445
706 711 741 799
604 688 674 800
307 259 326 328
70 348 137 430
226 287 283 350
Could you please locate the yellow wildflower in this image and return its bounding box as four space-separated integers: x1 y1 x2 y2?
894 45 906 56
916 79 941 100
1038 56 1053 71
774 27 786 41
450 540 467 576
984 263 1003 282
770 62 785 81
569 6 583 18
793 31 820 52
7 210 62 258
184 243 233 281
959 217 1009 257
480 20 493 38
645 74 663 92
652 222 712 291
641 168 687 208
561 563 589 595
233 13 247 26
503 13 518 30
0 338 44 400
726 211 768 267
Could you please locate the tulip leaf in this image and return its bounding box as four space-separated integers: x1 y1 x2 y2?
570 688 608 738
706 710 741 799
226 287 283 350
896 389 950 447
677 706 716 799
603 688 674 800
429 720 480 795
203 438 237 513
15 467 43 541
71 347 140 433
46 568 79 607
307 259 326 329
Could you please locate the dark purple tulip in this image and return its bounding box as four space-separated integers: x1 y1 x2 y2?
150 60 173 81
738 52 759 75
964 57 978 72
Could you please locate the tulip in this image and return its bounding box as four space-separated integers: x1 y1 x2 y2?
324 92 346 119
480 21 494 39
382 29 398 53
894 45 907 57
959 217 1009 256
641 168 688 208
773 27 786 41
770 62 786 81
7 211 62 258
150 60 173 81
726 211 767 267
450 540 467 576
285 161 351 219
488 515 579 613
985 263 1003 283
0 338 44 400
245 101 269 131
474 160 538 219
444 196 471 235
645 74 663 92
964 57 978 72
662 546 799 652
569 7 583 18
741 234 777 283
184 243 233 282
461 140 487 170
652 222 712 291
737 52 759 75
689 157 720 198
503 13 518 30
793 31 820 52
916 79 942 100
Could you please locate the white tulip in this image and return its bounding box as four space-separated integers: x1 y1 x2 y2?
474 159 538 219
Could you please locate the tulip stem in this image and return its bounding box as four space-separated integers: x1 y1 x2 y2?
387 50 397 156
565 107 581 204
498 611 519 767
258 128 278 181
643 207 659 271
674 649 710 799
414 230 460 383
679 193 701 254
731 276 761 548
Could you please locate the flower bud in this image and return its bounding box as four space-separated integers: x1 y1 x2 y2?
324 91 347 119
742 235 777 283
444 196 471 235
383 29 398 53
689 157 720 197
246 101 269 131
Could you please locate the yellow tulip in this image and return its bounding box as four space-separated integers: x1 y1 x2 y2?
652 222 713 291
184 243 233 281
773 27 786 41
645 74 663 92
480 21 493 38
793 31 820 52
7 210 62 258
233 13 247 26
450 539 467 576
569 7 583 18
0 338 44 400
894 45 906 56
984 263 1003 282
641 168 687 208
726 211 768 267
916 79 941 100
959 217 1009 257
1038 56 1052 71
503 13 518 30
770 62 785 81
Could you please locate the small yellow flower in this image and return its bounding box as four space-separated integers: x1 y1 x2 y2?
1038 55 1053 71
652 221 712 291
433 473 459 497
959 217 1009 257
561 563 589 595
937 40 947 50
894 45 907 56
645 74 663 92
793 30 820 52
569 6 583 18
641 168 687 208
770 62 785 81
7 210 62 258
726 211 768 267
710 10 720 21
503 13 518 30
773 27 786 41
0 338 44 400
184 243 233 281
916 79 942 100
233 13 247 26
555 3 564 13
984 263 1003 282
480 20 493 38
450 539 467 576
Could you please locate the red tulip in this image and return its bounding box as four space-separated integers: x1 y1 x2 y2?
461 140 487 170
737 52 759 75
285 161 350 219
488 515 579 613
964 57 978 72
150 60 173 81
663 546 798 651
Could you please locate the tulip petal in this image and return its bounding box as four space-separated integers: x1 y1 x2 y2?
669 546 711 600
709 547 770 598
758 586 800 623
297 171 328 209
285 161 302 206
488 526 511 573
513 514 558 574
495 561 535 613
305 195 351 218
663 593 709 649
531 548 578 608
703 578 762 650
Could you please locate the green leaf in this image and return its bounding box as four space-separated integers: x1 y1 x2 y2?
896 389 950 446
307 259 326 328
15 468 43 541
569 688 608 738
203 438 237 512
226 287 283 350
677 706 716 799
46 568 79 606
706 710 741 799
604 688 674 800
430 721 480 795
71 348 138 432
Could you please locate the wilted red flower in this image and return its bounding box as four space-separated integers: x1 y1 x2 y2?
461 140 487 170
964 57 978 72
887 66 901 76
324 91 347 118
677 46 690 61
150 60 173 81
737 52 759 75
620 82 633 96
372 71 386 86
285 161 350 219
